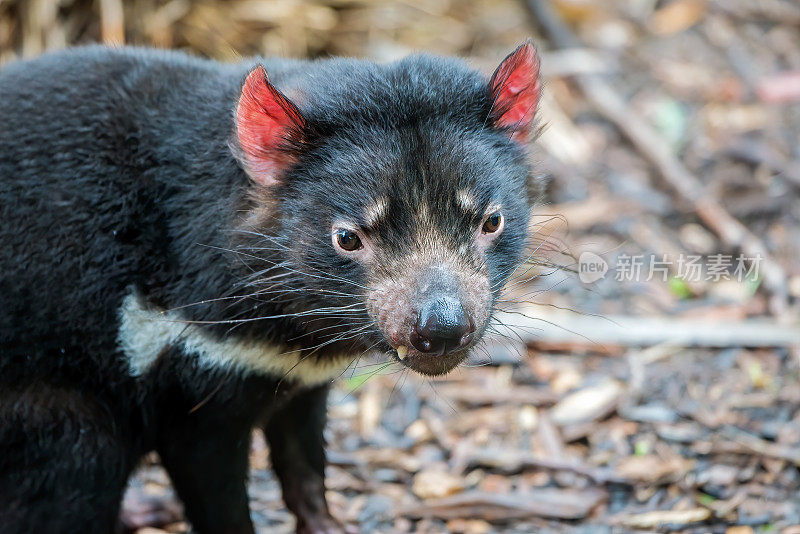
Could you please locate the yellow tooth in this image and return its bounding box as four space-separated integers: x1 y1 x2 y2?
396 345 408 360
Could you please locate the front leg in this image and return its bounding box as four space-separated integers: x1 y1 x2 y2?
154 366 268 534
157 421 254 534
263 383 343 534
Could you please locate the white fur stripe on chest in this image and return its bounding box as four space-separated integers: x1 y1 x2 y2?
117 292 351 385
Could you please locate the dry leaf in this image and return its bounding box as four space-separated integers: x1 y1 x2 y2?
619 508 711 529
550 380 623 426
412 470 465 500
650 0 706 36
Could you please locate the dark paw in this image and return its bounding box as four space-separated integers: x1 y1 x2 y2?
120 486 183 532
296 514 356 534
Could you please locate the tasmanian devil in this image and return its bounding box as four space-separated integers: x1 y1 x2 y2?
0 41 542 533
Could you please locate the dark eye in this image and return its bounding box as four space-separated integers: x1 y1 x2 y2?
482 212 503 233
335 229 362 251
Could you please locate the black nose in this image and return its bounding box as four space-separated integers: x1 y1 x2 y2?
410 297 475 355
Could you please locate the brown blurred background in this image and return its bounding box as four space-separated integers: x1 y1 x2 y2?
0 0 533 61
2 1 800 532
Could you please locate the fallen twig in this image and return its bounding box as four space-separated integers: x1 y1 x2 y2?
723 137 800 189
493 308 800 347
396 488 607 521
613 508 711 529
464 448 631 485
720 426 800 467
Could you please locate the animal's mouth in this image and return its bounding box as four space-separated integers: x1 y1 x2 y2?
389 344 471 376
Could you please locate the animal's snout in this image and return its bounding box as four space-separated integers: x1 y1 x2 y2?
369 261 490 375
409 296 475 355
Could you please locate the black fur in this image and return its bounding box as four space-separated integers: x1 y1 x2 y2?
0 46 537 533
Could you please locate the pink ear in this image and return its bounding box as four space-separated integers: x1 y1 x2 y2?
236 66 305 186
488 41 541 143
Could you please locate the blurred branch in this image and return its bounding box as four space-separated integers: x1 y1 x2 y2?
493 308 800 348
524 0 791 316
724 137 800 189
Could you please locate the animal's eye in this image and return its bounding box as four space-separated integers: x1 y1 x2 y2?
482 212 503 233
335 229 363 251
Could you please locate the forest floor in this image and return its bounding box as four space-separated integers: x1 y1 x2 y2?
128 342 800 533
